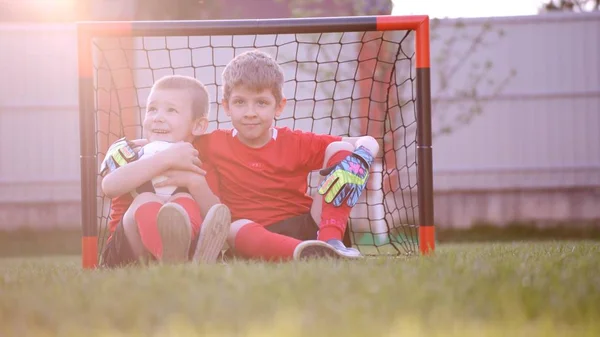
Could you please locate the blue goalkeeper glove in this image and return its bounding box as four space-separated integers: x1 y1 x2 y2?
317 146 374 207
100 138 138 177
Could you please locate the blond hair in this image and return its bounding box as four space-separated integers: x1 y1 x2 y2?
221 50 284 103
149 75 210 119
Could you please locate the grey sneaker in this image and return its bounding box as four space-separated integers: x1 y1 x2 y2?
193 204 231 264
156 202 192 263
293 239 363 260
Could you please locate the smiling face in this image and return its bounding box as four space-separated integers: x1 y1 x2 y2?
220 50 288 148
142 88 207 143
222 86 286 148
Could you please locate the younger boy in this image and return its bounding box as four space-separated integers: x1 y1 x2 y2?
159 50 379 261
99 75 231 268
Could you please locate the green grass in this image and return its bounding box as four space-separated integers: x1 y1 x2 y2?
1 242 599 336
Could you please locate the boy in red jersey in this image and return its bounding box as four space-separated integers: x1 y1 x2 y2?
159 50 379 260
99 75 231 268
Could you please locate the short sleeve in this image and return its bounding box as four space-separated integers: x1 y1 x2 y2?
202 160 220 197
194 133 220 196
293 130 342 170
193 134 212 163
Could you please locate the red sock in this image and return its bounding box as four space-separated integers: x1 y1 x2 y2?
318 150 354 242
171 197 203 237
234 222 301 261
134 202 163 259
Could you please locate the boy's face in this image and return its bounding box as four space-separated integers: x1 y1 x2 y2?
222 86 286 148
143 88 207 143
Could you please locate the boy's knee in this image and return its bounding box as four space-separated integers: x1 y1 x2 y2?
122 216 137 235
123 193 162 231
227 219 255 248
323 141 355 164
325 141 354 155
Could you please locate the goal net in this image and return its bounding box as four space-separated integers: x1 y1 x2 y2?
78 16 434 268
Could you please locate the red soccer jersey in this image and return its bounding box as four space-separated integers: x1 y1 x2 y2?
194 127 342 226
106 193 133 234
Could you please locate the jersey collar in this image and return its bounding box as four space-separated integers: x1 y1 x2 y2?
231 127 278 140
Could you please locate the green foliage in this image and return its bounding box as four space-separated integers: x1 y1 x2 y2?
541 0 600 12
133 0 393 20
280 0 393 17
134 0 220 20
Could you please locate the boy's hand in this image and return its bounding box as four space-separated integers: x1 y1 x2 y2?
154 169 205 190
158 142 204 175
317 146 374 207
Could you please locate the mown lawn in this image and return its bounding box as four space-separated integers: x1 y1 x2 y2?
1 241 598 336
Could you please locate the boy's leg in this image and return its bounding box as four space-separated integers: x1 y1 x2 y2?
311 141 363 258
227 219 351 261
159 191 232 264
166 192 201 252
156 194 194 263
226 219 297 261
122 192 164 260
264 213 319 241
100 220 138 268
192 203 232 264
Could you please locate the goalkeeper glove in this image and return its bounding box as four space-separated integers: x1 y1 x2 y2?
100 138 138 177
317 146 374 207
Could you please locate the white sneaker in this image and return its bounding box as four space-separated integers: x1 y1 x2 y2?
156 202 192 264
326 239 363 259
293 240 363 260
193 204 232 264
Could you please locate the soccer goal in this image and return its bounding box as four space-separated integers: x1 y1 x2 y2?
77 15 434 268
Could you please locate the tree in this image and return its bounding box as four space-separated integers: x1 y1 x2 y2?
275 0 393 17
133 0 393 20
428 19 516 139
540 0 600 12
133 0 220 20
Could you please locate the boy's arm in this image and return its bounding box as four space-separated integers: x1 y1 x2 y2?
101 154 172 199
186 175 221 217
102 142 204 198
297 130 379 170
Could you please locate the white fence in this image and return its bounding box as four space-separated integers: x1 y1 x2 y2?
0 25 80 204
430 12 600 191
0 12 599 229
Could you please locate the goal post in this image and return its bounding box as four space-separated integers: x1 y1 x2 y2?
77 15 434 269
